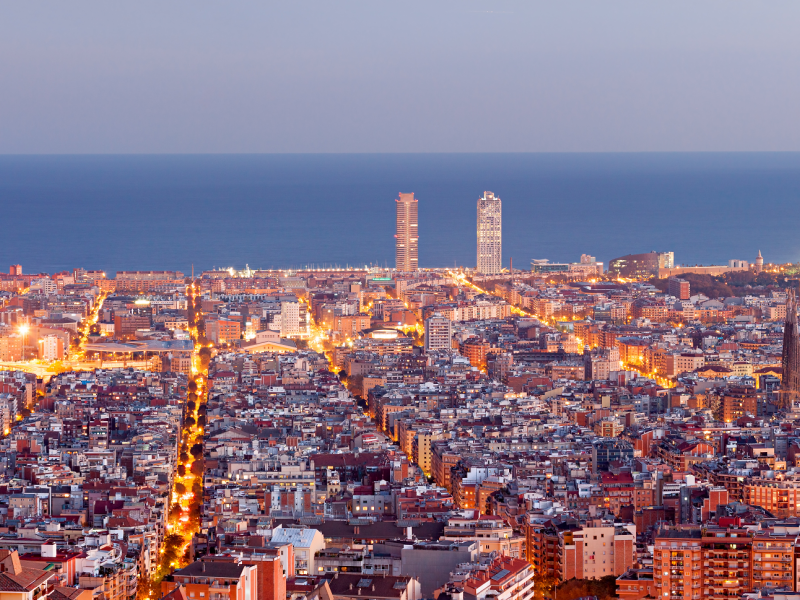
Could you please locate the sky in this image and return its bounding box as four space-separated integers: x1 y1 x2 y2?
2 1 800 154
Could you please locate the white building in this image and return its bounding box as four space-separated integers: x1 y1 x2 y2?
38 334 65 361
424 312 452 353
271 526 325 575
477 191 502 275
30 278 57 295
280 301 300 337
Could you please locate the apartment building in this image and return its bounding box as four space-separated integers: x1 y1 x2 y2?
560 524 636 581
162 560 257 600
424 313 452 353
653 526 796 600
459 555 534 600
476 192 502 275
441 513 524 559
206 318 241 345
396 193 419 272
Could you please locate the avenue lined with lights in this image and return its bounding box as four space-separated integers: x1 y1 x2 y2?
146 281 208 597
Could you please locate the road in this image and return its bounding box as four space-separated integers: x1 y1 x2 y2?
149 281 209 593
448 270 548 321
69 292 108 361
0 294 168 379
450 271 677 388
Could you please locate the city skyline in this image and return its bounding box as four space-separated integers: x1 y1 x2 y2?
3 153 798 275
5 3 800 600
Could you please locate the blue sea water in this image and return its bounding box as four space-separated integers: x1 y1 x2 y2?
1 153 800 276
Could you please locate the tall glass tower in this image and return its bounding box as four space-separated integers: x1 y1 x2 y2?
395 193 418 272
477 191 502 274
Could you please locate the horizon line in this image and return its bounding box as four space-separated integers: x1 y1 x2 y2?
3 150 800 157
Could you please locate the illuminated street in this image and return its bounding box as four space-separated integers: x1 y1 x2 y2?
147 282 208 594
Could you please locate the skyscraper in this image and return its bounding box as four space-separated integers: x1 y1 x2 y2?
781 288 800 408
477 191 502 274
395 193 418 272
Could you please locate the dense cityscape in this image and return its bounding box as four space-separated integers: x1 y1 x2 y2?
2 190 800 600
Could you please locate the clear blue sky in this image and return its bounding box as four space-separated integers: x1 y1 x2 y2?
2 1 799 153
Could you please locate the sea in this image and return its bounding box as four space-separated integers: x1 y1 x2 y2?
2 152 800 276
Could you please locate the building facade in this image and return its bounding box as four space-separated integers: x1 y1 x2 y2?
560 525 636 581
668 277 690 300
396 193 419 272
280 301 301 337
38 335 65 361
424 313 452 353
477 192 502 275
653 526 796 600
608 252 674 279
782 288 800 408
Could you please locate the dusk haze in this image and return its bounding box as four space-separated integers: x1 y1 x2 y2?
1 4 800 600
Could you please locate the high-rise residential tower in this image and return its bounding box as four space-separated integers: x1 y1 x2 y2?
477 191 502 274
395 193 418 272
424 312 452 353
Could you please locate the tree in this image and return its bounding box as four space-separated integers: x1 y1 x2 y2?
533 575 557 600
199 347 212 368
174 482 186 495
554 576 618 600
347 375 364 397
